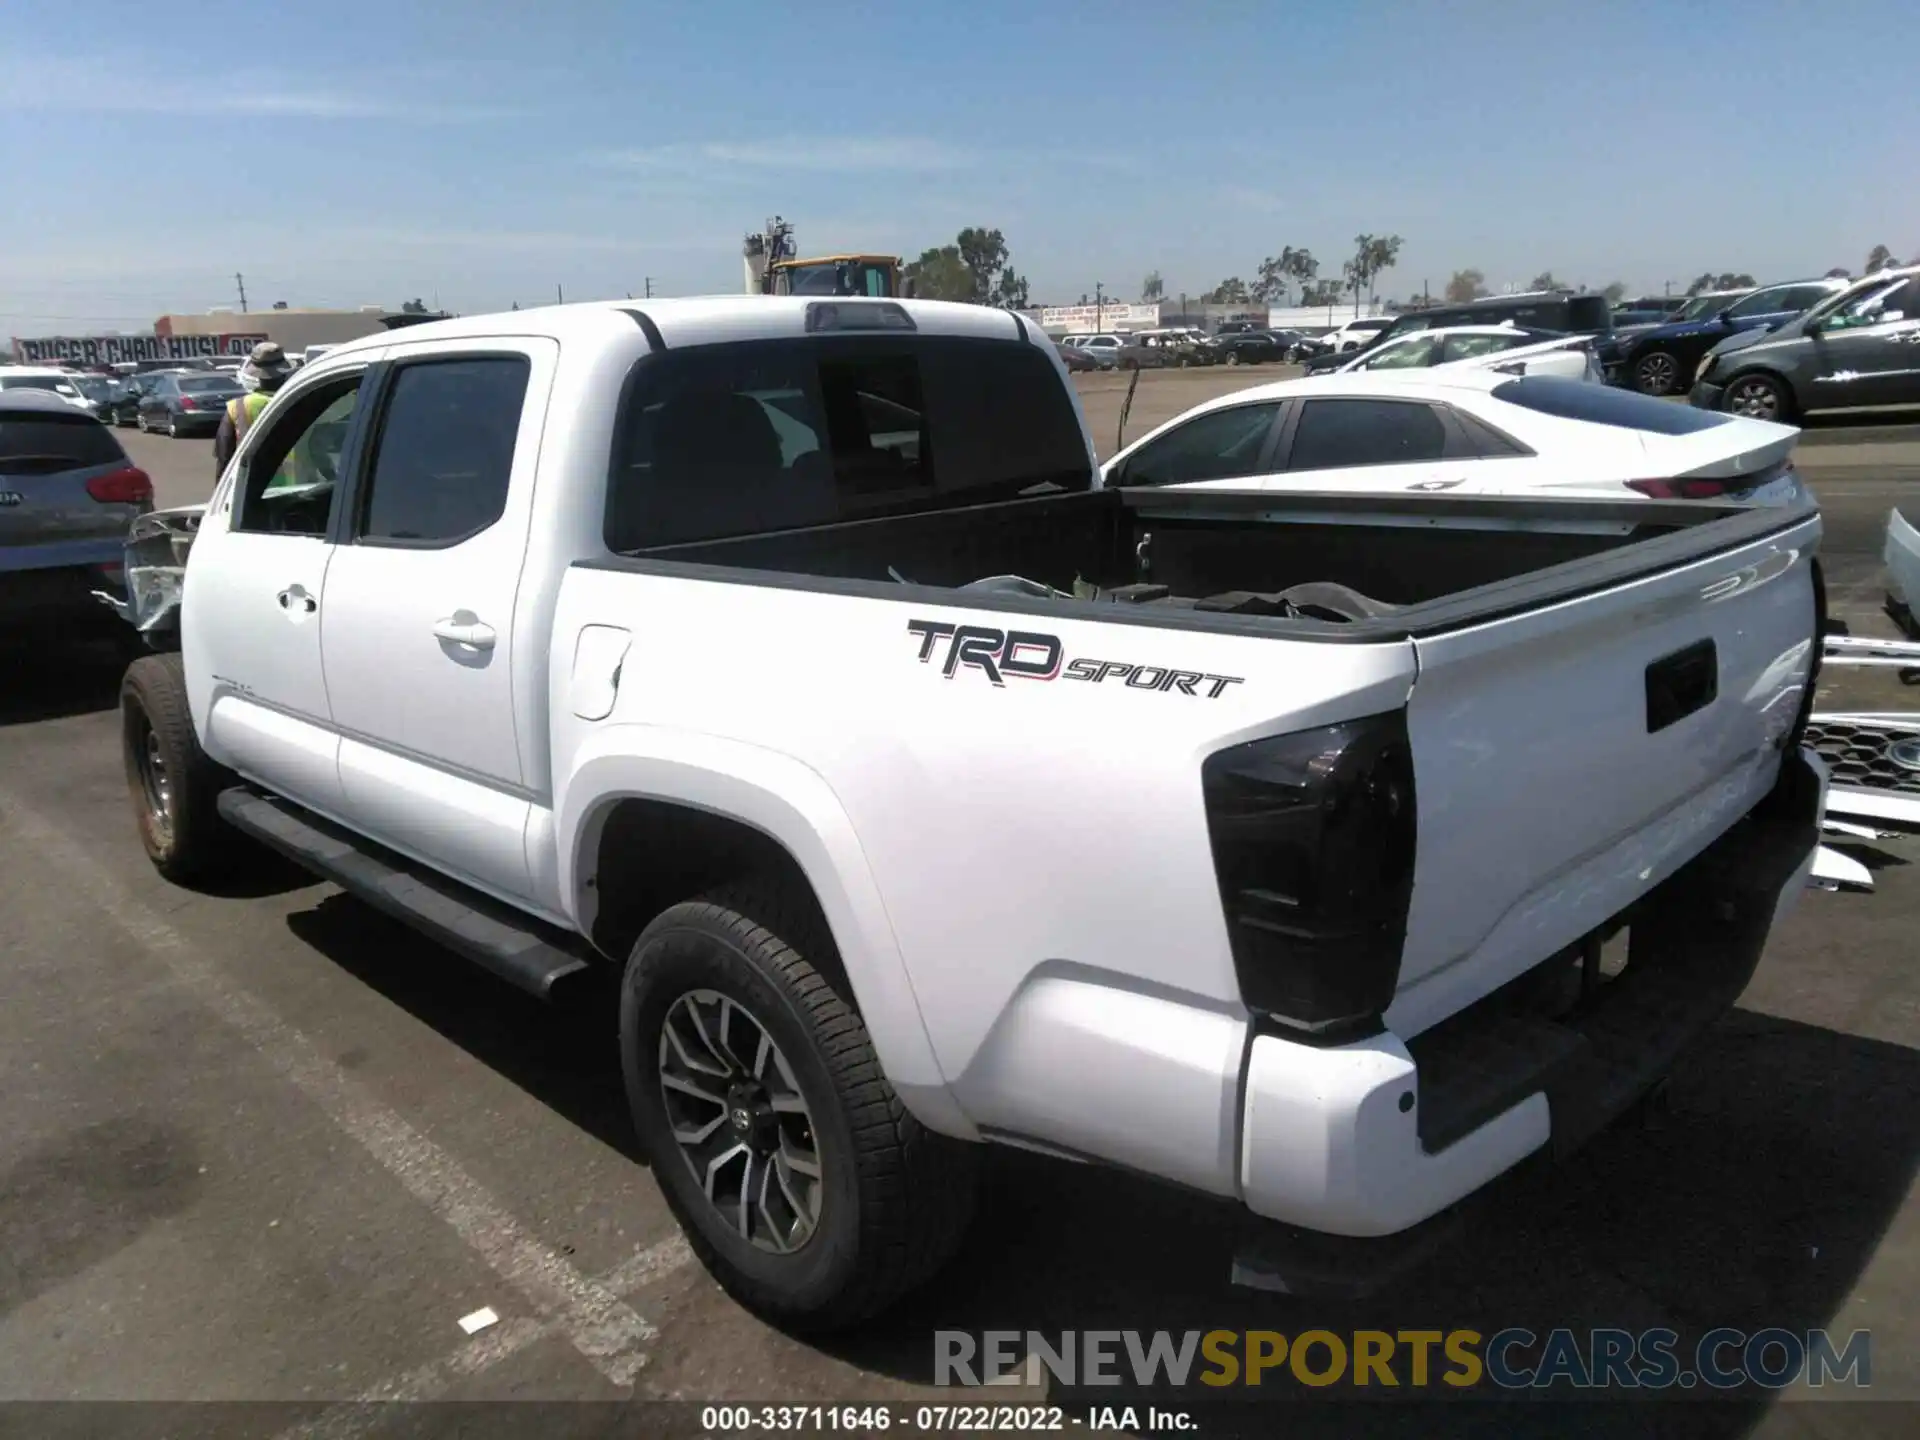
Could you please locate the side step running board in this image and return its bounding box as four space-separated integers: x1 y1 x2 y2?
217 787 591 1000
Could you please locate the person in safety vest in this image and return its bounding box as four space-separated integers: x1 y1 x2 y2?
212 342 293 477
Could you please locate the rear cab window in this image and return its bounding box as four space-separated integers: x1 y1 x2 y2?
606 336 1092 550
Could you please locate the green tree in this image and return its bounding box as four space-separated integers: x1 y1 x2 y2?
1825 266 1852 279
1602 281 1627 304
908 226 1030 308
1686 271 1757 295
400 297 429 314
1444 269 1487 304
1344 233 1403 313
1528 271 1561 292
1300 279 1343 307
1866 244 1895 274
1209 277 1251 304
905 245 974 302
1141 270 1164 303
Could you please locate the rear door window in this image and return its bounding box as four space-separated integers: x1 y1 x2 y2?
1443 333 1528 361
357 357 529 546
0 412 126 474
606 337 1091 550
1287 399 1447 470
1116 403 1283 486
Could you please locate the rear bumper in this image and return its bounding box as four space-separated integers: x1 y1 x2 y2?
1237 748 1823 1250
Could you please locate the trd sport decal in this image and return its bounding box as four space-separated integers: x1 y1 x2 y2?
906 619 1244 698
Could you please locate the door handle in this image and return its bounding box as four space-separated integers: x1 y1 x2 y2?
277 586 316 614
433 616 497 650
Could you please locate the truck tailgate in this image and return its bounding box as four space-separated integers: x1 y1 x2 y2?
1387 509 1820 1038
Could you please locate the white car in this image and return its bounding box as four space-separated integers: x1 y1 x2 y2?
1101 369 1806 503
0 366 94 412
1323 316 1393 352
1330 324 1602 382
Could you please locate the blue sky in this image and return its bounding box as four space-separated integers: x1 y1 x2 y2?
3 0 1915 336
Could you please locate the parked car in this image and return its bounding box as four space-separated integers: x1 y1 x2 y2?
1693 265 1920 422
1055 343 1098 374
1613 278 1846 396
136 372 246 437
111 370 183 427
1075 334 1127 369
1304 293 1615 374
66 373 124 422
0 367 94 412
1620 295 1688 319
1328 325 1604 382
0 389 154 648
1322 316 1394 354
108 295 1821 1324
1100 369 1804 504
1213 330 1296 366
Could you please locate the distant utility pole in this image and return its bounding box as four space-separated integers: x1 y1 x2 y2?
234 272 248 313
1095 281 1104 332
645 277 654 299
556 284 564 305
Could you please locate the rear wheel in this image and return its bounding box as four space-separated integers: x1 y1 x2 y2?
1633 350 1680 396
166 416 179 438
1225 350 1241 366
620 878 978 1331
136 413 149 433
121 652 247 885
1723 372 1793 422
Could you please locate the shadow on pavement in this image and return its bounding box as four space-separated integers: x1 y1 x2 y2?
260 863 1920 1435
806 1007 1917 1437
284 893 641 1162
0 637 129 727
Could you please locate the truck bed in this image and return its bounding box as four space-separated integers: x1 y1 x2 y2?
610 485 1803 637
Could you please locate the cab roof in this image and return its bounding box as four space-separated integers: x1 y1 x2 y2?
313 295 1043 364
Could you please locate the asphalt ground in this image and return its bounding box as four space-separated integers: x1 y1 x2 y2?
2 382 1917 1435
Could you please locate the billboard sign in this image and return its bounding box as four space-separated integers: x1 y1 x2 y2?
1038 303 1163 333
10 332 270 366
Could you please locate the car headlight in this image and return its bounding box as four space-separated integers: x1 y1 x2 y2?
1694 353 1715 383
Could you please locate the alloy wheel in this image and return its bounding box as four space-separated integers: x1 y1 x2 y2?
659 989 823 1255
1636 353 1677 395
1727 377 1782 420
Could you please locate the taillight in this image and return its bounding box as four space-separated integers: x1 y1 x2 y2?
1627 477 1733 499
1629 460 1800 503
1201 712 1417 1039
86 466 153 506
178 396 198 411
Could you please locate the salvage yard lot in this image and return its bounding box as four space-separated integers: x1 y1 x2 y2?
3 394 1918 1432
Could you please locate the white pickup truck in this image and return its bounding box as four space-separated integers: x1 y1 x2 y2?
115 295 1827 1329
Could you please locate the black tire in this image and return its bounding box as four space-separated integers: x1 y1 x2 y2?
121 652 246 885
166 416 179 438
620 878 978 1331
1721 370 1795 423
135 413 148 433
1633 350 1680 396
1225 350 1241 366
